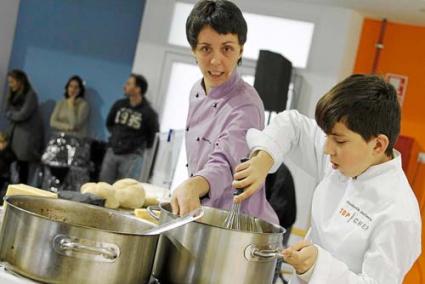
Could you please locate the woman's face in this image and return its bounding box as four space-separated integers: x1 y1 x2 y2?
7 77 21 93
193 25 243 92
67 80 80 98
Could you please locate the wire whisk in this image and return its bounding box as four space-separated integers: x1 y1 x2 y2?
223 189 243 230
223 196 263 232
223 157 263 231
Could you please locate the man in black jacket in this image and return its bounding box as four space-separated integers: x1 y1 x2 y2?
99 74 159 183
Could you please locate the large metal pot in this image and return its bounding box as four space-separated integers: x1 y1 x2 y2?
0 195 159 284
150 203 285 284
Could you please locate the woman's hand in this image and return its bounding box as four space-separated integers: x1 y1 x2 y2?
282 240 318 274
67 97 76 107
171 176 209 216
232 150 274 203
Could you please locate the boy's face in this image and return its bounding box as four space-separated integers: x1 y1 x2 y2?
324 122 383 177
0 141 7 151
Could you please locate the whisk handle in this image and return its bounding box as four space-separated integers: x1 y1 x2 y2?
233 157 250 196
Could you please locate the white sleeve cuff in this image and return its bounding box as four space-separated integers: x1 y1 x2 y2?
246 128 283 173
297 259 317 282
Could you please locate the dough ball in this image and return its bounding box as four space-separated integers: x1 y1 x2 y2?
113 181 145 209
80 182 96 193
113 178 139 189
81 182 119 209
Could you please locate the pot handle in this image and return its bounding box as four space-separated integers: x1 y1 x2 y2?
147 205 161 221
53 234 120 262
244 244 283 262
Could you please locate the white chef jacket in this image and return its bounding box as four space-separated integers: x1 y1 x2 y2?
247 110 421 284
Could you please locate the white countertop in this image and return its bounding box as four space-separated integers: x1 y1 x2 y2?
0 264 38 284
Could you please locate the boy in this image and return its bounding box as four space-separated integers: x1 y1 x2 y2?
0 132 17 198
233 74 421 283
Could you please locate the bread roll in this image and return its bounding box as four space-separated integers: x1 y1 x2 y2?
80 182 119 209
112 178 139 189
113 179 146 209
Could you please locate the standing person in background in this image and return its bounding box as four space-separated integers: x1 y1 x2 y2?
50 75 90 138
170 0 278 225
233 75 421 283
99 74 159 184
0 131 17 198
5 69 44 185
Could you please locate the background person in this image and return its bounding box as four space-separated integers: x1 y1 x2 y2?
0 131 17 199
5 69 44 185
50 75 90 138
99 73 159 184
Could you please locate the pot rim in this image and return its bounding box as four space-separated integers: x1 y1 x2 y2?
4 195 158 237
158 202 286 235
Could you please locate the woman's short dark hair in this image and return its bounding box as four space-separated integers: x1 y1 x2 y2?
64 75 85 98
131 74 148 96
186 0 247 64
7 69 31 94
315 74 400 157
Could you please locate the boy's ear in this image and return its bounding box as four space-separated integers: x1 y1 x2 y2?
373 134 390 155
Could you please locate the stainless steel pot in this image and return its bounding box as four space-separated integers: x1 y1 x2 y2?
0 195 159 284
149 203 285 284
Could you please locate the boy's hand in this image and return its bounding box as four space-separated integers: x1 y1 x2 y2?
282 240 318 274
232 150 274 203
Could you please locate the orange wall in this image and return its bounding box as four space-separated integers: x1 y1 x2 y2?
353 18 425 205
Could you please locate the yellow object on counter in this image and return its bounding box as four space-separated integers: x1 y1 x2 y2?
134 208 160 225
3 184 57 211
5 184 58 198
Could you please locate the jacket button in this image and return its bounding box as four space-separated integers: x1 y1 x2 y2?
185 163 188 167
190 173 194 177
186 127 189 131
196 137 200 141
195 93 199 98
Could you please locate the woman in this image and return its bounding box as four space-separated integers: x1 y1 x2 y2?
50 75 90 137
171 0 278 225
5 69 44 184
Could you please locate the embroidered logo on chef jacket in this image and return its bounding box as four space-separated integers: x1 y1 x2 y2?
338 200 372 231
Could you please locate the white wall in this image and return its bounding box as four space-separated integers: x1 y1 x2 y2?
0 0 20 111
132 0 364 236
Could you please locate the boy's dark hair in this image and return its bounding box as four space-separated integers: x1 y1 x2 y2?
7 69 31 94
315 74 400 157
186 0 247 64
131 74 148 96
64 75 85 98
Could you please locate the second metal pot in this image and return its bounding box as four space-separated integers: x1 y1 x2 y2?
149 203 285 284
0 195 159 284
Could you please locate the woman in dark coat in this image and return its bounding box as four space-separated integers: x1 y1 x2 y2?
5 69 44 184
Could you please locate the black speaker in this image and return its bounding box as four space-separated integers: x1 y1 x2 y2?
254 50 292 112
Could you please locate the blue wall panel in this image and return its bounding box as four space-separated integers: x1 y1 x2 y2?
8 0 145 140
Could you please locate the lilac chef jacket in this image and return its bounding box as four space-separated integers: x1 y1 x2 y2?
185 71 279 225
